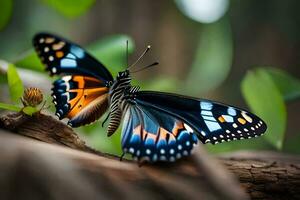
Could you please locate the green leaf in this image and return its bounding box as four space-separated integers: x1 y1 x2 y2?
7 64 24 103
0 0 13 30
241 68 286 149
22 106 38 116
186 18 233 94
14 50 44 72
266 68 300 101
0 102 22 112
87 34 135 76
40 0 95 18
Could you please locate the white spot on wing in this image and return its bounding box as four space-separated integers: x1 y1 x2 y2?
170 149 175 154
62 75 72 82
52 67 57 73
242 111 253 123
184 123 194 133
201 131 206 136
146 149 151 155
129 148 134 154
183 150 189 156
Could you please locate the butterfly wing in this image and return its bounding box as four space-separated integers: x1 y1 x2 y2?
33 32 113 83
121 91 267 162
135 91 267 144
52 75 109 127
121 104 198 163
33 33 113 127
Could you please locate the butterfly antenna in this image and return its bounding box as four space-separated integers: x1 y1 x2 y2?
131 62 159 73
127 45 151 70
126 40 129 68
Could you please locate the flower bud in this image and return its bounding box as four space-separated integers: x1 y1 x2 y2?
22 87 43 107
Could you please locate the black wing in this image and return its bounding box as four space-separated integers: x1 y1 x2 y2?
33 32 113 83
135 91 267 145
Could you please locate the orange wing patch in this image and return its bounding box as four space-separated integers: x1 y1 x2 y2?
56 51 64 58
55 75 109 126
238 117 246 125
67 87 109 118
218 116 226 123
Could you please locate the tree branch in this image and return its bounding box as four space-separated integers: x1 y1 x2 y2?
0 112 299 200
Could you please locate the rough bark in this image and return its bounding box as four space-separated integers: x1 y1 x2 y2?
0 112 299 200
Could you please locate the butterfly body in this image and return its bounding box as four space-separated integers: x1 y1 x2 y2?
107 70 132 136
33 33 267 163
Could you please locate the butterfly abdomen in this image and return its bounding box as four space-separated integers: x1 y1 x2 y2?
107 72 132 136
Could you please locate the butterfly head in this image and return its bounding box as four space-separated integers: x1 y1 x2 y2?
116 70 130 80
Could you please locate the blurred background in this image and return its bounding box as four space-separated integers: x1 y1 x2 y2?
0 0 299 156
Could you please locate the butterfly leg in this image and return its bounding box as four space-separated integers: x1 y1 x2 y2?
138 160 146 167
120 152 125 161
101 112 111 127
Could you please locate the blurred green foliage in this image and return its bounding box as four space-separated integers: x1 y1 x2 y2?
40 0 95 18
14 50 45 72
87 35 134 76
0 0 12 30
186 18 233 94
267 68 300 101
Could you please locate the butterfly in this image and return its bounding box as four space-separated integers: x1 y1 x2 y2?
33 33 267 163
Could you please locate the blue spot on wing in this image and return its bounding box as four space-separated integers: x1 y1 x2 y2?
200 101 213 110
70 45 85 58
61 58 77 67
227 107 237 116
